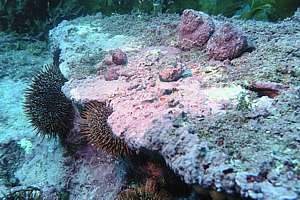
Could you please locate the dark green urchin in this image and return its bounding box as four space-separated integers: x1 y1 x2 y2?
80 100 134 157
24 50 74 139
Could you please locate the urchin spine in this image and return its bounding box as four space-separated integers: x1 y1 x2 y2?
24 49 74 139
81 101 134 157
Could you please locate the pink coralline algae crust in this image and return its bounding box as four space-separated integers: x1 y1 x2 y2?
108 79 223 149
206 23 248 61
63 46 238 149
159 66 183 82
178 9 215 50
62 42 300 199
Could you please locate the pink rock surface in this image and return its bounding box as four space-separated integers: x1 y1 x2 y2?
207 23 248 61
62 46 241 149
179 9 215 50
159 66 183 82
248 81 289 98
112 49 127 65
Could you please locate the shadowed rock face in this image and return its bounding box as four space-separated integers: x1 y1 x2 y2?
178 9 215 50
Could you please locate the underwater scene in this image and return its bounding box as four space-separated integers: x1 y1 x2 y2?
0 0 300 199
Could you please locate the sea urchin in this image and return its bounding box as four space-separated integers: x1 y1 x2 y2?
24 50 74 139
117 186 166 200
80 100 134 157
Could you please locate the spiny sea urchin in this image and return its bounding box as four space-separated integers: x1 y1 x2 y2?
24 49 74 139
80 100 134 157
117 185 168 200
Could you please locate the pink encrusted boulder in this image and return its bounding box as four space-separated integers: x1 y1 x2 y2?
159 66 183 82
179 9 215 50
112 49 128 65
206 23 248 61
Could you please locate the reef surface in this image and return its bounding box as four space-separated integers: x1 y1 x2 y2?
56 9 300 200
0 33 124 199
0 8 299 200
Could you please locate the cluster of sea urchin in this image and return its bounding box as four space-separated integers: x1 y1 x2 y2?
24 49 74 139
80 100 134 157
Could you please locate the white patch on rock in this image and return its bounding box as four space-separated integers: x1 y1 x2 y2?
49 15 143 79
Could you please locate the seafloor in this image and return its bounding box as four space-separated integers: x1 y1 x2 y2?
0 9 299 200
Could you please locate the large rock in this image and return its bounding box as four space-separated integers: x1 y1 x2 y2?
58 11 300 200
206 23 248 60
178 9 215 50
62 44 300 199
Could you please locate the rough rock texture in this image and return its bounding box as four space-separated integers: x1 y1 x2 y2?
64 146 125 200
0 34 125 200
159 66 184 82
104 66 121 81
57 10 299 200
178 9 215 50
247 81 289 98
112 49 128 65
49 14 143 79
207 23 248 61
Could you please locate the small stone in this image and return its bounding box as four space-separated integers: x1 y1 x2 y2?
247 81 289 98
179 9 215 50
104 66 120 81
159 66 183 82
207 23 248 60
112 49 127 65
